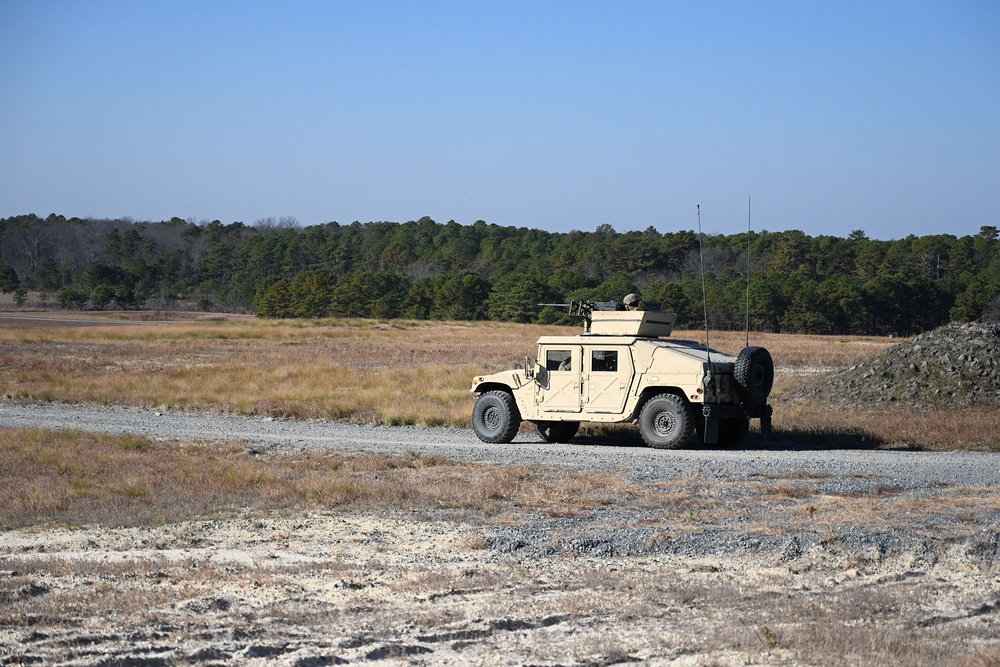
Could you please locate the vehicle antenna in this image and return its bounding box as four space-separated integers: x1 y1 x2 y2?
745 195 751 349
697 205 712 366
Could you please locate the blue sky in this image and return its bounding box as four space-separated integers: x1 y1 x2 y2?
2 1 998 240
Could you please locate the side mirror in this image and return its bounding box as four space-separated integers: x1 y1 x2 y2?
534 363 549 386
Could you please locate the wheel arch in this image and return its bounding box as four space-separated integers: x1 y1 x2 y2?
473 381 517 396
630 386 691 421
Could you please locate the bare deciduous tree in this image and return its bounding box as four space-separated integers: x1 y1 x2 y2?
253 216 301 232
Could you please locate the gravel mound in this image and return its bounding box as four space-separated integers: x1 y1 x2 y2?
799 322 1000 408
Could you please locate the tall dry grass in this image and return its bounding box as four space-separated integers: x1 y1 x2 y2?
4 427 997 533
0 427 643 529
0 317 536 425
1 313 996 449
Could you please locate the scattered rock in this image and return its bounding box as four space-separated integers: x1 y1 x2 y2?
293 656 349 667
365 644 433 660
240 644 293 659
0 583 49 603
185 647 232 661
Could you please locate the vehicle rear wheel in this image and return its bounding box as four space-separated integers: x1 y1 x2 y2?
472 390 521 443
533 421 580 443
735 346 774 404
639 394 694 449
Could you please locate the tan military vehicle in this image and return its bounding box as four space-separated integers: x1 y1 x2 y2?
470 302 773 448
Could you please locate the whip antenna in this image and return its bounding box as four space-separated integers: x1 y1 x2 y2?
745 195 751 348
697 205 711 363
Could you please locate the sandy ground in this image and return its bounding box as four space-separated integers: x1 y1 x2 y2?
3 498 1000 666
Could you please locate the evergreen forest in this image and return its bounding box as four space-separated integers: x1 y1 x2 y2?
2 213 999 336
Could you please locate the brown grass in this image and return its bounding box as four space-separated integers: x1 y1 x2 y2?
0 427 647 529
3 421 998 666
770 402 1000 452
4 427 998 538
4 314 997 667
1 312 997 449
0 316 537 426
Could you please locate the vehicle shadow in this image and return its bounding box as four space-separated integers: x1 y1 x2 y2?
741 427 908 451
561 426 911 452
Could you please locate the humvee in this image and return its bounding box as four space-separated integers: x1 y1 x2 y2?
470 301 773 448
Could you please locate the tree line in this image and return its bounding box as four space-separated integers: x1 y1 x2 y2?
2 213 998 335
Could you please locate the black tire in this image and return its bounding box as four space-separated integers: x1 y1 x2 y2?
472 390 521 444
533 421 580 443
735 346 774 405
638 394 695 449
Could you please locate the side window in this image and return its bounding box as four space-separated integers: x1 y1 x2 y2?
546 350 572 371
591 350 618 372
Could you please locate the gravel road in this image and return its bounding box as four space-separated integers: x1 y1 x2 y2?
2 401 996 490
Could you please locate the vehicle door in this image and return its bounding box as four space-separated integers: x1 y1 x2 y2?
536 346 582 413
584 346 634 414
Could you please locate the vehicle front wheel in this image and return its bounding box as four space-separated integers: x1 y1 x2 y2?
639 394 695 449
533 421 580 443
472 390 522 443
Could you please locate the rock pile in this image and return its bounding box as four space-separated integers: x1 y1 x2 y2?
799 322 1000 408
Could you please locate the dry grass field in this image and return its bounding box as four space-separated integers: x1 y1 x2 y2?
2 426 1000 666
1 310 998 450
2 311 999 665
7 426 999 534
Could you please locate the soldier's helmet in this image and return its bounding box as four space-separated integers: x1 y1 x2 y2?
623 293 638 308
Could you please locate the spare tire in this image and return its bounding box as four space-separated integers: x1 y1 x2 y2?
735 346 773 404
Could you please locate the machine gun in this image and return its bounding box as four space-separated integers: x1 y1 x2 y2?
538 300 619 332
